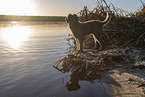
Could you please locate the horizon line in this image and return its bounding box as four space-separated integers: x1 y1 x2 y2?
0 14 66 17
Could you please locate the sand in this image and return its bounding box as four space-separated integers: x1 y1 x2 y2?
100 68 145 97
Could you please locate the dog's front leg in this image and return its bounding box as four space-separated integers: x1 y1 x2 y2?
75 38 80 50
79 38 84 52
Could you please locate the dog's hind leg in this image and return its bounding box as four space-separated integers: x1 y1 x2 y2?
93 33 104 50
93 34 99 49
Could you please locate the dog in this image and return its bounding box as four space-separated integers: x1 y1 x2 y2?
66 12 111 52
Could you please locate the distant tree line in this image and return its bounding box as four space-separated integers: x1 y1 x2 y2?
0 15 66 21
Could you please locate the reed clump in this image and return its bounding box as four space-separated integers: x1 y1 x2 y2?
53 0 145 78
78 0 145 49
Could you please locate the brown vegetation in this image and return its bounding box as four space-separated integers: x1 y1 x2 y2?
78 0 145 49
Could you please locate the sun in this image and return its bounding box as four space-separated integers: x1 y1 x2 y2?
0 0 37 16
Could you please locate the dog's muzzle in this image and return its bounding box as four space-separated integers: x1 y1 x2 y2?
65 18 70 23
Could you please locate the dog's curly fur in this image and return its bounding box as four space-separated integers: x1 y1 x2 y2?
66 12 111 52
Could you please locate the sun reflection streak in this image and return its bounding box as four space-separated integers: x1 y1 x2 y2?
0 25 33 52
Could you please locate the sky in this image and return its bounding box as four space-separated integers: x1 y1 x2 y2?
0 0 144 16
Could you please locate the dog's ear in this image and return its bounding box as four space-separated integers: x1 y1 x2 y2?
66 14 72 23
72 14 79 21
68 13 72 17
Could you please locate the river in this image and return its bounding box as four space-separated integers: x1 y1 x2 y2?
0 21 110 97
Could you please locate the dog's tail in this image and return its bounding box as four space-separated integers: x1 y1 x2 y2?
102 12 111 26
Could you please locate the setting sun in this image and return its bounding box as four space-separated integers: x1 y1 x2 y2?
0 0 37 16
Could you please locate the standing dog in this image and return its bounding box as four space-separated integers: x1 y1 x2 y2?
66 12 111 52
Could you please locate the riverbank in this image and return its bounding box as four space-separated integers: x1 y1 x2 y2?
101 68 145 97
53 48 145 96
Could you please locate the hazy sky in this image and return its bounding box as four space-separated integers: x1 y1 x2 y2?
0 0 144 16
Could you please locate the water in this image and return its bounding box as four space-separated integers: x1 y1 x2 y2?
0 21 110 97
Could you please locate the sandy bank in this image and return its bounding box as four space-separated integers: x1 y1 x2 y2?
101 68 145 97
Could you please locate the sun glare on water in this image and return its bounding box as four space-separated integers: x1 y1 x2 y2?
0 25 33 52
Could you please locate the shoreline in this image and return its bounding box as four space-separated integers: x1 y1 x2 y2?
53 48 145 96
0 15 66 21
100 68 145 97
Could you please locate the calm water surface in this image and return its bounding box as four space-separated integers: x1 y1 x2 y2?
0 21 110 97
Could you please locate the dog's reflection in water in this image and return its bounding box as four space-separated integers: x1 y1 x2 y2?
65 69 101 91
65 69 81 91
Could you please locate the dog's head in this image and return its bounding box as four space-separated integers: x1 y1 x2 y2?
66 14 79 23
